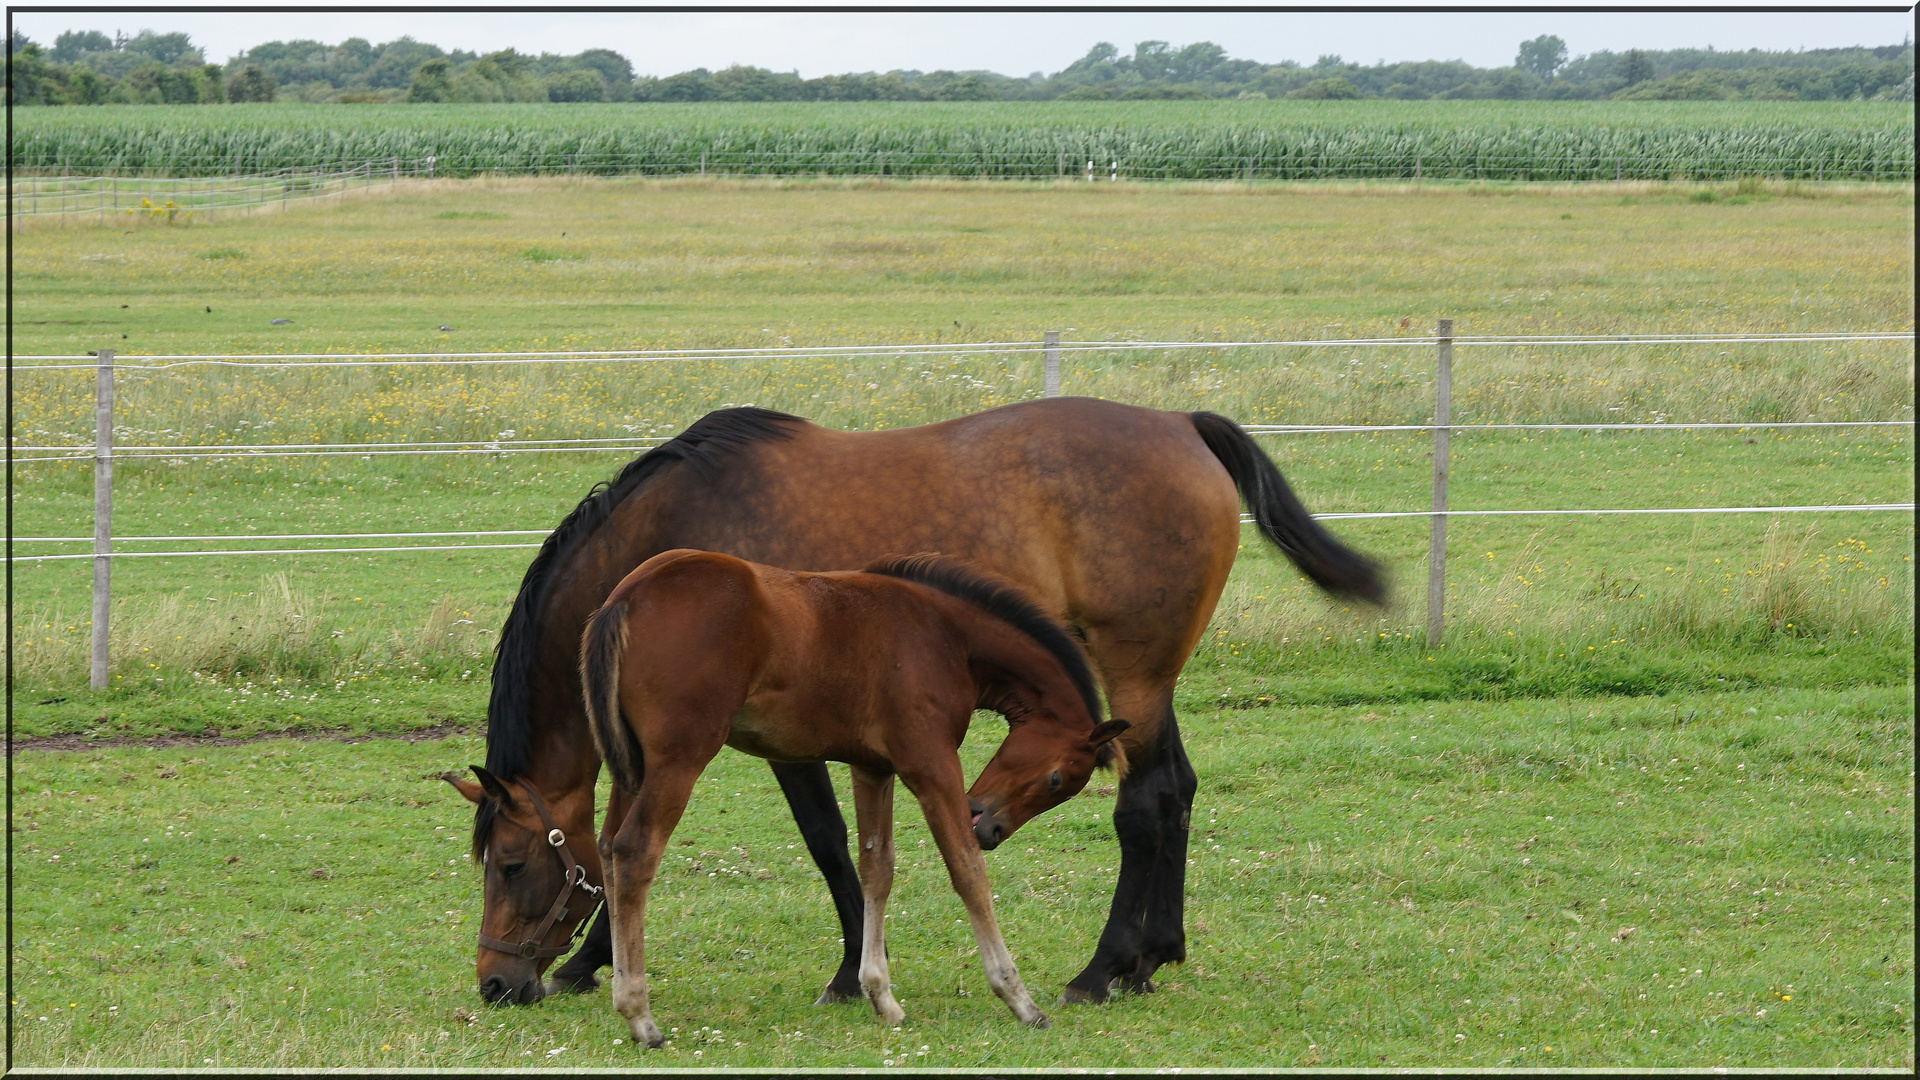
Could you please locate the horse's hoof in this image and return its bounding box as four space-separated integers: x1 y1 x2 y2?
1026 1013 1052 1029
1059 984 1107 1005
1123 976 1156 995
814 986 863 1005
545 973 599 996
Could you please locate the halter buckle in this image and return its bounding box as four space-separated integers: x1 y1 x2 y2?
548 828 566 848
516 940 539 960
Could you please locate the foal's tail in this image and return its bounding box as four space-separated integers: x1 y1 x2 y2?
580 600 645 794
1191 411 1388 605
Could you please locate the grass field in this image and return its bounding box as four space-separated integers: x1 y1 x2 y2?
7 175 1914 1068
11 101 1914 180
12 688 1912 1068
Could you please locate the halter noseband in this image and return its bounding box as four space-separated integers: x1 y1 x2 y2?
476 779 604 961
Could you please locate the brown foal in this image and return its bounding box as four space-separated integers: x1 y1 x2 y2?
579 550 1129 1044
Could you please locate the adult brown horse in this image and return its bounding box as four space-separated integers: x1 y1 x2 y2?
581 550 1132 1043
450 396 1383 1006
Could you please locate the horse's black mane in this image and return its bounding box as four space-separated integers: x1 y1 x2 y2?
864 553 1104 724
482 407 802 788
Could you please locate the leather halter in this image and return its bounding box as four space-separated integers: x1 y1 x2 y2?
476 779 604 961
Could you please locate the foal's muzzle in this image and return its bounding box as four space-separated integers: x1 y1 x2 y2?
970 801 1008 851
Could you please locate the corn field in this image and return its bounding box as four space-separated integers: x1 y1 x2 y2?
10 100 1914 181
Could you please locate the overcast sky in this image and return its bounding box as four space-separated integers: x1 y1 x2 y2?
11 8 1914 77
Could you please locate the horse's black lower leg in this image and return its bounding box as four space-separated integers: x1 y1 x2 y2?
1126 709 1196 993
1063 706 1194 1003
546 908 614 994
770 760 866 1004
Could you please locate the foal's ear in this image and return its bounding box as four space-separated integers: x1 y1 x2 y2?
1086 719 1131 747
441 770 486 805
469 765 518 808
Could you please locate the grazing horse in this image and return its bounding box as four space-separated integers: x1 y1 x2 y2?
451 397 1382 1007
580 550 1131 1043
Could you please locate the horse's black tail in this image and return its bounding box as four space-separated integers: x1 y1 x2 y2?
1191 411 1388 605
580 599 644 794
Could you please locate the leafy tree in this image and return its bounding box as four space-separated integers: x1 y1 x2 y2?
50 30 111 63
405 57 453 102
1286 75 1361 99
1621 49 1654 86
123 30 198 66
929 73 998 100
545 68 606 102
226 63 278 102
570 48 634 99
1516 35 1568 79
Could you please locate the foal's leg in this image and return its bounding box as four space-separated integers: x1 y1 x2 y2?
607 761 705 1048
905 760 1048 1028
769 760 866 1004
849 766 904 1025
548 782 632 995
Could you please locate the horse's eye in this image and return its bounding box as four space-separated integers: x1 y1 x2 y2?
502 862 527 879
1047 770 1062 792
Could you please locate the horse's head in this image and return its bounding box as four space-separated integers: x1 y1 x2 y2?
442 766 601 1005
967 718 1129 850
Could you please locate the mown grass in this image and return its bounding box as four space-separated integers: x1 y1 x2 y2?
12 686 1911 1068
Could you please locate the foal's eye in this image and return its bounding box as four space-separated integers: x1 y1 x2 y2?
1047 771 1062 792
502 862 527 880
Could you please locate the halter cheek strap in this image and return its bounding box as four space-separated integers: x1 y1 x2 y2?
476 779 605 961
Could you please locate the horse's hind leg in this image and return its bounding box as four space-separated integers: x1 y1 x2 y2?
607 762 704 1048
769 760 866 1004
849 766 905 1025
1125 706 1197 993
1064 693 1194 1004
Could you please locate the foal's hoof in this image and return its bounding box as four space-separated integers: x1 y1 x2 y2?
629 1016 665 1049
1026 1013 1052 1029
1123 976 1156 995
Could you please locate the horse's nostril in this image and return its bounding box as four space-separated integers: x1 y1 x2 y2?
480 975 509 1002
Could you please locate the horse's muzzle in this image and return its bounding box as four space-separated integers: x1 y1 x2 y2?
479 973 544 1005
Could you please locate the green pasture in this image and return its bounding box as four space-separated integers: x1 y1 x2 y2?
10 101 1914 180
6 175 1913 1069
12 687 1912 1069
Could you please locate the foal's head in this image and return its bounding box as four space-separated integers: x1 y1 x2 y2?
443 767 598 1004
969 717 1130 850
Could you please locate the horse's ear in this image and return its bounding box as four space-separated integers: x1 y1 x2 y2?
441 771 485 805
469 765 517 808
1086 719 1131 747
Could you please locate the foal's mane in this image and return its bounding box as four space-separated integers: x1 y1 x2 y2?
864 554 1104 724
473 407 801 855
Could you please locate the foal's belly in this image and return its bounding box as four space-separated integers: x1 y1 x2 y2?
723 698 880 771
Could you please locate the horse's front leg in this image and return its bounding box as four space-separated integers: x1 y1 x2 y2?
907 759 1047 1028
768 760 866 1004
607 764 701 1048
548 781 631 996
849 766 905 1025
1064 704 1195 1003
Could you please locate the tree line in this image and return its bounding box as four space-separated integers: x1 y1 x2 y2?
7 29 1913 105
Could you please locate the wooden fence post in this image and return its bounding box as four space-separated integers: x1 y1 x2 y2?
1043 332 1061 398
91 349 115 690
1427 319 1453 648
